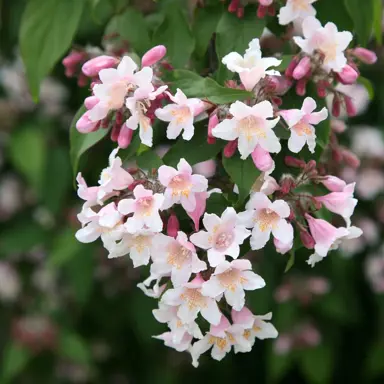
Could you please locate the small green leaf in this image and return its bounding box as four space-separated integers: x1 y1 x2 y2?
316 0 353 31
58 330 91 365
1 342 31 382
70 106 108 176
172 70 253 104
153 5 195 68
284 250 295 272
344 0 374 46
19 0 85 100
137 151 164 170
373 0 382 45
163 124 224 167
222 155 260 204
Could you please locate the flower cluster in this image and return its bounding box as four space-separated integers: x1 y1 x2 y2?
69 1 378 366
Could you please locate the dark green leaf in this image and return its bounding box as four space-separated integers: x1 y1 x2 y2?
344 0 373 46
365 341 384 377
299 345 333 384
284 250 295 272
172 69 253 104
58 330 91 365
222 155 260 204
70 106 108 176
137 150 164 170
316 0 353 31
1 342 30 382
163 125 224 167
153 5 195 68
205 193 230 216
19 0 85 100
373 0 382 45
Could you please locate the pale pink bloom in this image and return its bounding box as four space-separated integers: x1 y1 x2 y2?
97 148 134 203
76 110 98 133
356 168 384 200
239 192 293 251
280 97 328 153
260 175 280 195
212 100 281 159
76 173 99 204
202 260 265 310
186 188 222 231
274 238 293 254
118 185 164 233
137 273 167 298
190 207 251 267
158 158 208 212
89 56 149 121
161 274 221 325
190 315 247 367
321 175 347 192
307 277 330 295
315 182 357 226
150 232 207 287
231 307 278 353
82 55 118 77
274 333 294 355
154 331 193 352
106 229 156 267
155 88 203 141
351 126 384 160
75 202 125 247
222 38 281 91
365 255 384 293
125 73 167 147
293 16 353 72
192 160 217 178
358 218 379 246
0 262 20 302
141 45 167 67
278 0 317 26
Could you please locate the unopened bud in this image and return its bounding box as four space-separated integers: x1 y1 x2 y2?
257 4 268 18
251 145 274 172
331 148 343 163
341 148 360 168
117 125 133 148
300 230 315 249
167 214 180 238
295 78 307 96
316 80 328 98
330 119 346 133
351 48 378 65
141 45 167 67
332 96 340 117
62 51 84 68
76 111 98 134
272 96 282 106
285 57 299 78
237 7 244 18
304 160 317 173
344 96 357 117
84 96 99 110
285 156 306 168
280 177 295 195
110 122 121 142
223 140 238 158
228 0 240 12
77 73 88 87
292 57 311 80
336 64 359 85
82 55 118 77
259 0 273 5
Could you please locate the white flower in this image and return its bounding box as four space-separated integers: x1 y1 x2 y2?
150 232 207 287
155 88 203 141
280 97 328 153
222 38 282 90
137 273 167 298
278 0 317 26
201 259 265 311
190 207 251 267
293 16 353 72
117 185 164 233
212 100 281 160
239 192 293 251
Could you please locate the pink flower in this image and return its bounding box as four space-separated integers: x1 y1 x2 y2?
314 182 357 225
76 173 99 204
239 192 293 251
351 48 378 65
76 110 98 133
321 175 347 192
192 160 217 178
137 274 167 298
280 97 328 153
190 207 251 267
212 100 281 160
155 89 203 141
161 274 222 325
154 331 193 352
150 232 207 287
274 237 293 254
141 45 167 67
336 64 359 85
278 0 317 26
251 145 275 173
82 55 118 77
293 16 353 72
202 259 265 310
158 158 208 212
118 185 164 233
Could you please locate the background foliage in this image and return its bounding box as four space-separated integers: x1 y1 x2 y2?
0 0 384 382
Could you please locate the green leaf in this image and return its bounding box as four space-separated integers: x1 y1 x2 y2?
267 345 293 383
205 193 230 216
1 342 30 382
222 155 260 204
137 150 164 170
192 6 222 58
119 133 141 162
70 106 108 176
344 0 373 46
19 0 85 100
284 250 295 272
172 70 253 104
299 345 333 384
108 7 151 55
8 126 46 194
163 124 224 167
316 0 353 31
277 55 294 71
58 330 91 365
153 5 195 68
365 341 384 378
373 0 382 45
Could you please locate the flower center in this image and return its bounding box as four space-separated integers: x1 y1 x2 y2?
214 231 234 250
292 0 310 11
169 174 191 196
319 40 338 64
218 268 242 291
180 288 207 309
256 208 280 231
99 168 112 185
237 115 266 141
107 81 129 109
132 235 151 253
167 244 192 269
293 121 312 136
209 336 228 350
136 196 154 216
171 106 191 124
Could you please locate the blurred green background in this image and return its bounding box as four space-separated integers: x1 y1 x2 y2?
1 0 384 383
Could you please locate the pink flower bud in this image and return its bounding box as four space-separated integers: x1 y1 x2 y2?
237 7 244 18
272 96 282 106
110 122 121 142
141 45 167 67
321 176 346 192
351 48 378 64
193 100 206 117
268 75 292 95
267 4 276 16
208 114 218 142
316 80 328 98
295 78 307 96
341 148 360 168
344 96 357 117
274 238 292 254
330 119 346 133
76 111 98 133
304 160 317 173
117 125 133 148
223 140 238 158
207 137 216 144
336 64 359 85
82 55 118 77
167 213 179 238
280 177 295 194
300 229 315 249
332 96 340 117
293 57 311 80
284 156 306 168
257 4 268 18
251 145 274 171
228 0 240 12
77 73 88 87
285 57 299 77
84 96 99 110
259 0 273 6
332 148 343 163
62 51 85 68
